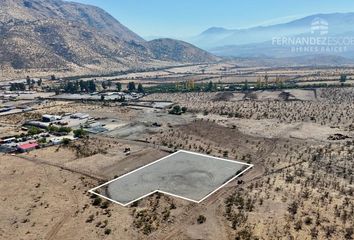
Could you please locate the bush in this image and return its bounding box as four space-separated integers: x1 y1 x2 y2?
38 138 47 144
197 215 206 224
104 228 111 235
100 201 110 209
28 126 42 135
86 214 94 223
73 128 86 138
304 216 313 225
62 138 71 145
92 197 102 206
58 127 72 133
168 105 188 115
169 105 182 115
47 125 59 133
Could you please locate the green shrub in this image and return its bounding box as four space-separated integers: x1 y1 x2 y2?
73 128 86 138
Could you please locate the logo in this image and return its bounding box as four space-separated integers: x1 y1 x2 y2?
311 17 329 35
272 17 354 54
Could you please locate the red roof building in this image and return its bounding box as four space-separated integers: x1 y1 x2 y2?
17 142 39 152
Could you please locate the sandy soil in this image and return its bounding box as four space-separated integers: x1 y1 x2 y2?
1 85 353 240
0 154 136 240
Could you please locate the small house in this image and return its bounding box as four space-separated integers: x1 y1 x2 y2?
17 142 39 152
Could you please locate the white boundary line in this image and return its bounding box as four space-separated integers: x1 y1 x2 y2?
89 150 254 207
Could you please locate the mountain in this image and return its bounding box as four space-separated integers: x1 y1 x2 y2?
0 0 217 78
147 38 217 63
192 13 354 48
190 13 354 59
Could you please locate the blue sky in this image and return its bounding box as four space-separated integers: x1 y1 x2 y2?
71 0 354 39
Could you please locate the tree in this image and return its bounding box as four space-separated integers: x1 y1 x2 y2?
102 81 107 90
206 81 213 91
73 128 87 138
87 80 96 93
116 82 122 92
64 81 78 93
10 83 26 91
107 80 112 89
127 82 136 92
58 127 72 133
340 74 347 84
264 74 269 87
26 76 31 86
137 83 144 93
79 80 85 92
243 80 249 90
28 126 42 135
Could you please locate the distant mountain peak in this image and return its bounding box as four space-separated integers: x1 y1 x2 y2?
190 12 354 58
202 27 230 35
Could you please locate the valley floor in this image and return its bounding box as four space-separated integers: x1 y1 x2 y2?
0 87 353 240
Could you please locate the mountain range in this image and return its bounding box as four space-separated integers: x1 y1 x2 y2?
189 13 354 59
0 0 217 77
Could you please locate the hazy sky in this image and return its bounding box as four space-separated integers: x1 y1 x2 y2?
72 0 354 39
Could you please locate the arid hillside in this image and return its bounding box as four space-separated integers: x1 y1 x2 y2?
0 0 217 78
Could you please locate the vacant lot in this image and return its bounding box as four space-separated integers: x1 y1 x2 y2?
93 151 250 205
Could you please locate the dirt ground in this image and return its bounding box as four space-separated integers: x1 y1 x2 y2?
0 86 353 240
0 139 172 240
0 154 135 240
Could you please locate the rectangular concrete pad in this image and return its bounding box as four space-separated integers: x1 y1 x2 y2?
90 150 252 206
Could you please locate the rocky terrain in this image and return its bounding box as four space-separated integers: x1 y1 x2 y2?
0 0 217 78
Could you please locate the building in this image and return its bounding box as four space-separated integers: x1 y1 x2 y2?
0 143 17 153
25 121 50 129
42 114 62 122
49 138 62 145
49 136 76 145
0 137 16 144
17 142 39 152
70 113 89 119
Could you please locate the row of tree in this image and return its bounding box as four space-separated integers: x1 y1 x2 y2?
59 80 144 94
127 82 144 93
61 80 97 93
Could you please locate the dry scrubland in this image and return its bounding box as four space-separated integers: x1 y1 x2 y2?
143 88 354 129
81 64 354 87
144 121 353 239
0 87 353 240
140 88 353 239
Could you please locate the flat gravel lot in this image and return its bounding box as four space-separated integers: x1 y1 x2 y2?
96 151 251 205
